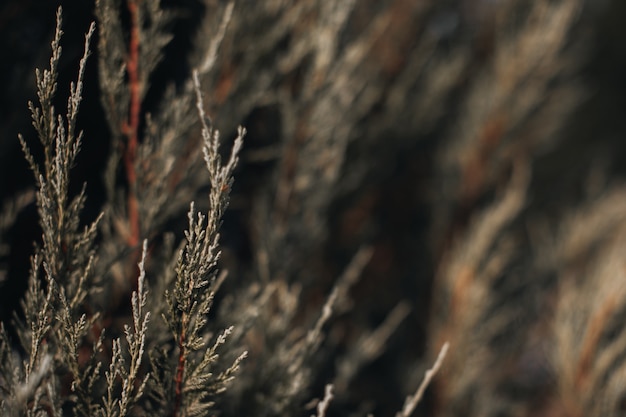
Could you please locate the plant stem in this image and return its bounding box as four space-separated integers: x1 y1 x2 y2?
123 0 141 248
173 312 188 417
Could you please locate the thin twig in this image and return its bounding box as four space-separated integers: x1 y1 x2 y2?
396 342 449 417
312 384 333 417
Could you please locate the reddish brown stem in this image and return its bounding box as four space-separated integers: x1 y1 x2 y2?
173 316 187 417
123 0 141 248
575 292 619 393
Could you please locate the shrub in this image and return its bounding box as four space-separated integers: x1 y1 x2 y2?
0 3 445 416
3 1 626 416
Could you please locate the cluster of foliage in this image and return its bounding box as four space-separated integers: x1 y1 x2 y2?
2 0 626 416
0 2 443 416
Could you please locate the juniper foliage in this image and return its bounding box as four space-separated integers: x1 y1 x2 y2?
0 4 444 417
4 0 612 416
0 7 250 417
